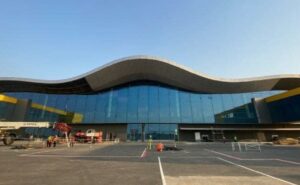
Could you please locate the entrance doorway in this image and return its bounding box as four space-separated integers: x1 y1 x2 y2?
127 123 178 141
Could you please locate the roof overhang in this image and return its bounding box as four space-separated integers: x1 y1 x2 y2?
1 55 300 94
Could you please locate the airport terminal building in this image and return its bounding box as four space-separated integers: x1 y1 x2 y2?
1 56 300 141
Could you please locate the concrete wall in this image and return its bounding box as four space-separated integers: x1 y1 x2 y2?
179 130 300 142
179 124 300 142
253 98 272 123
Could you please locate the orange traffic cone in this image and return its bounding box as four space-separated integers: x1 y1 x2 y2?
156 143 164 152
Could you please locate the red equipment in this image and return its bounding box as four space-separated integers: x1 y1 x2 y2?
75 129 103 143
53 123 72 133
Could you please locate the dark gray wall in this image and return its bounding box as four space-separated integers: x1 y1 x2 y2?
11 99 31 121
253 98 272 123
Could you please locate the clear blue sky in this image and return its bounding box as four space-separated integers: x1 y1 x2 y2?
0 0 299 80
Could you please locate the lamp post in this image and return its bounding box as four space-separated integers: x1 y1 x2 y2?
174 128 178 147
141 123 145 142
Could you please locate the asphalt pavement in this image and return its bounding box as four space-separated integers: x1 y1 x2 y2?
0 141 299 185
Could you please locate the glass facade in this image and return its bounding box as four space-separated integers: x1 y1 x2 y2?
0 81 282 139
0 102 15 120
2 82 281 124
127 123 177 141
267 95 300 123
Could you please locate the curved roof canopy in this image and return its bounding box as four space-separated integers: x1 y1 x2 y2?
1 56 300 94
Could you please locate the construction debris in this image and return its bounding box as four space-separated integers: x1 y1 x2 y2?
164 146 183 151
11 145 28 149
273 138 299 145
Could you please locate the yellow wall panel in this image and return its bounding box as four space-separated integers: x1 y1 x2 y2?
265 87 300 103
0 94 17 104
31 102 67 115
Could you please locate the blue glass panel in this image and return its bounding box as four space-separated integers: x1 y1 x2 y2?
221 94 234 111
148 124 160 139
127 124 141 141
242 93 253 104
94 92 108 122
115 87 128 123
127 86 138 123
211 95 224 115
148 86 160 123
169 89 181 123
0 102 14 121
65 95 77 113
179 91 193 123
2 81 286 125
138 86 149 123
55 95 68 110
47 94 57 107
202 95 214 123
74 95 87 114
160 124 170 140
231 93 245 108
159 86 170 123
84 95 97 123
106 89 118 123
190 93 204 123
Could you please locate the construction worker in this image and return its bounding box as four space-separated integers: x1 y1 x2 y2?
47 135 53 148
53 135 58 147
70 135 75 147
147 135 153 150
234 136 237 142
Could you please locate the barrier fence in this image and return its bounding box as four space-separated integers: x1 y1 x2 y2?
232 141 261 152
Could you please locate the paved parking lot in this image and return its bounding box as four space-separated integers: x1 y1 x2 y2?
0 142 299 185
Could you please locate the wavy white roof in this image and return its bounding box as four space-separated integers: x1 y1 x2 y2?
1 55 300 94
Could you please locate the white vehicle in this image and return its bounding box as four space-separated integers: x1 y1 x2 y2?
75 129 103 143
0 122 51 145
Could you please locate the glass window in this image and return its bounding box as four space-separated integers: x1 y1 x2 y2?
179 91 193 123
148 85 160 123
202 95 214 123
231 93 245 108
138 85 149 123
84 95 97 123
211 95 224 116
169 89 181 123
159 124 170 140
65 95 77 113
55 95 68 110
106 89 118 123
127 86 138 123
127 124 141 141
115 87 128 123
2 82 285 125
94 92 109 122
74 95 87 114
159 86 170 123
47 94 57 107
148 124 160 140
190 93 204 123
221 94 234 111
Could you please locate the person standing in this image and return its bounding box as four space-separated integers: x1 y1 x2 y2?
70 135 75 147
147 135 153 150
222 136 226 143
47 135 53 148
53 135 58 147
234 136 237 142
